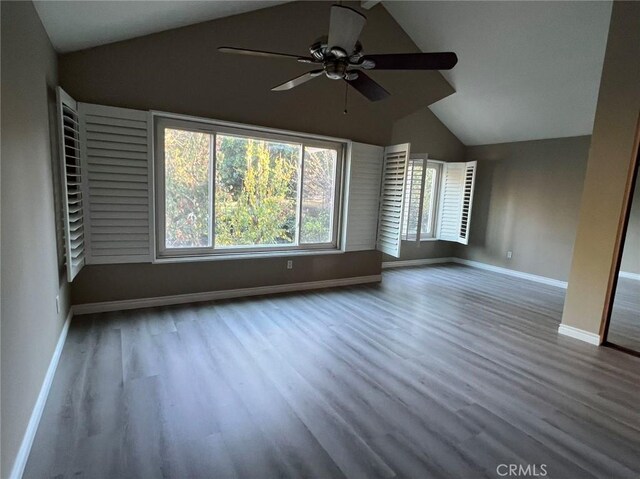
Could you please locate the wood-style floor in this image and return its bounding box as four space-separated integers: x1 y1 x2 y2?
25 264 640 479
608 276 640 353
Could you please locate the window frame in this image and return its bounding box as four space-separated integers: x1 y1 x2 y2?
401 157 443 242
420 160 443 240
154 114 345 259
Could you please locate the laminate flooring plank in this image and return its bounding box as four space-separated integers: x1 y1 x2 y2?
457 404 599 479
236 299 488 478
213 307 397 479
121 374 188 479
181 309 348 479
23 320 123 479
360 272 640 428
265 300 480 444
174 318 293 479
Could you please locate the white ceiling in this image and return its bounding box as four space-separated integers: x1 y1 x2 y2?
33 0 288 53
383 1 613 145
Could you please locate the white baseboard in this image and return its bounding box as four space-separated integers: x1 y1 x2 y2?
9 308 73 479
381 257 567 289
619 271 640 281
558 324 601 345
451 258 568 289
382 257 454 269
72 275 382 315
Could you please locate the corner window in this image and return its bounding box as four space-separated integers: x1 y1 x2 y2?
402 158 442 241
156 117 343 257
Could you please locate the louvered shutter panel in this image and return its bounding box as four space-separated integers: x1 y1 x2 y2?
342 142 384 251
79 103 153 263
436 160 477 244
458 161 477 244
376 143 411 258
56 87 86 281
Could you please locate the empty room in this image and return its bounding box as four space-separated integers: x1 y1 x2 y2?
2 1 640 478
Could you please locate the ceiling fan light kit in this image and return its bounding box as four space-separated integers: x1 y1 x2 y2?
219 4 458 102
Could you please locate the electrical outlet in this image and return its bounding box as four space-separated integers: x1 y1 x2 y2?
287 260 293 270
56 295 60 314
506 251 513 260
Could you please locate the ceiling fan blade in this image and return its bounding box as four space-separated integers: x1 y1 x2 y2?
346 71 390 102
327 5 366 55
272 70 324 91
218 46 315 63
362 52 458 70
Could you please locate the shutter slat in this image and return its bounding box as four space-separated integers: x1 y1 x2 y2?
86 131 148 145
86 148 148 161
86 123 147 137
88 140 147 153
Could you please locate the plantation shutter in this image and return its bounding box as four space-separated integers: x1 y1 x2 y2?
56 87 86 281
376 143 411 258
78 103 153 264
436 160 477 245
342 142 384 251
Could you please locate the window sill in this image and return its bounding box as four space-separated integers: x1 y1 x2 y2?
154 248 345 264
402 237 439 243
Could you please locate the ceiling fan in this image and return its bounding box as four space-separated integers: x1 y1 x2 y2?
218 4 458 102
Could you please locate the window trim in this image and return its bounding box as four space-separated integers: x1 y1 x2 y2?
153 113 346 260
401 157 443 242
420 160 443 240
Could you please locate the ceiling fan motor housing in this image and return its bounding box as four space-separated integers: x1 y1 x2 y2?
325 61 348 80
309 38 366 80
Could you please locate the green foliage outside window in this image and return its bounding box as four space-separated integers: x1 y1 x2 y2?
215 135 299 246
164 128 337 250
165 128 211 248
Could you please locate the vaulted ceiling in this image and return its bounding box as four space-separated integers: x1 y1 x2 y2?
35 0 614 146
383 1 612 145
33 1 289 53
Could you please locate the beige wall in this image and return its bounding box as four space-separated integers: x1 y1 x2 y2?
58 1 454 146
384 241 456 264
561 0 640 336
454 136 591 281
72 251 380 304
391 107 466 162
1 2 70 477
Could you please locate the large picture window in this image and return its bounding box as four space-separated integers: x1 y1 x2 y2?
156 117 343 257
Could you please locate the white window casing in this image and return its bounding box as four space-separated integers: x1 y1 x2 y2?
377 143 411 258
342 142 384 251
56 87 86 281
436 160 477 245
401 156 427 241
153 115 345 257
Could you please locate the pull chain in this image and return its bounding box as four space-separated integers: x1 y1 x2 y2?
343 82 349 115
